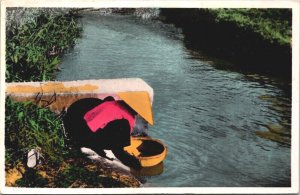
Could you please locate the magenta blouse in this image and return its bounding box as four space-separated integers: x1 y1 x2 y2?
84 101 135 133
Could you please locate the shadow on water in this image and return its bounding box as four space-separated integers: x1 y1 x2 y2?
57 13 291 187
159 9 292 81
183 43 291 96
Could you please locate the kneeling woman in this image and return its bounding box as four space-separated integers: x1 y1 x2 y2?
62 96 149 169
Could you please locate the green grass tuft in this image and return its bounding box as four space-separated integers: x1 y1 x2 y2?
5 97 67 168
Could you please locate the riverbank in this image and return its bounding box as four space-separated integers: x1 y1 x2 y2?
159 8 292 79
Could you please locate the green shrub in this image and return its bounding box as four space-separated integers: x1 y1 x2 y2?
6 11 82 82
5 97 67 167
208 9 292 45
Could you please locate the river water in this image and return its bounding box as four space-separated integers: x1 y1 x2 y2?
56 13 291 187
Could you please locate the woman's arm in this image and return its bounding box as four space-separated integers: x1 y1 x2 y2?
112 148 141 169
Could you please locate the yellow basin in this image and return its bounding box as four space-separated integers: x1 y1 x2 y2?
124 137 167 167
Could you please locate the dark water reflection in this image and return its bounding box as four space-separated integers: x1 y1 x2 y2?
56 13 291 187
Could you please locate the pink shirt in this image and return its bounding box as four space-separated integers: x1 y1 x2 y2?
84 101 135 133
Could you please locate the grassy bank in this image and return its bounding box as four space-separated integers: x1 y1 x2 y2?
160 8 292 79
5 98 67 168
208 9 291 46
6 9 82 82
5 98 139 187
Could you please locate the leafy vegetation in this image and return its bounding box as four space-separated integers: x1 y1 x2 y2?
6 11 82 82
5 97 67 168
208 9 292 45
5 98 133 187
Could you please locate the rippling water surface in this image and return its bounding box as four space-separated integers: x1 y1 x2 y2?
57 13 291 187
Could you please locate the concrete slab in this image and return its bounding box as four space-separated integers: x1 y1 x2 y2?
6 78 153 114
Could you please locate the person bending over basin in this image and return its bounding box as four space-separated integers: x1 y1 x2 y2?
62 96 148 169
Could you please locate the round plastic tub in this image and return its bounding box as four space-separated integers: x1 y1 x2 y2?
124 136 167 167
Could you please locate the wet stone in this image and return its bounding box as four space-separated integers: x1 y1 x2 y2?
258 95 277 101
255 131 291 145
266 124 291 136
